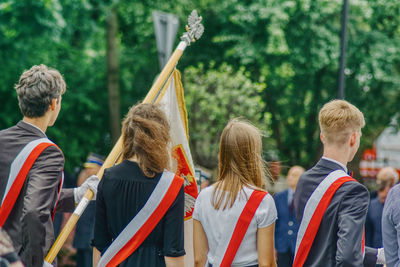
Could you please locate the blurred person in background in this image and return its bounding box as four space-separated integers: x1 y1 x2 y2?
382 178 400 266
365 167 399 249
73 153 104 267
268 160 287 194
0 228 24 267
274 165 304 267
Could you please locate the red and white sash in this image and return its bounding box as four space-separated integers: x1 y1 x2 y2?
212 189 267 267
293 170 364 267
97 170 184 267
0 138 63 226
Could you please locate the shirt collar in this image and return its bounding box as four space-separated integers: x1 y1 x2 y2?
288 187 295 195
322 156 348 173
288 188 295 204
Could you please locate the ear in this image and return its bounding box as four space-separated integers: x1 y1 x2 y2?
50 98 57 111
349 132 357 147
320 133 324 143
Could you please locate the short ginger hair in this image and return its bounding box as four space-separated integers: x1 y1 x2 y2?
319 100 365 145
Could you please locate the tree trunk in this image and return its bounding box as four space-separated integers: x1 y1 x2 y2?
106 7 121 145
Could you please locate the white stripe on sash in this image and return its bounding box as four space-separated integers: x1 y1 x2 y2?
97 170 176 267
2 138 53 205
212 189 255 267
294 169 347 257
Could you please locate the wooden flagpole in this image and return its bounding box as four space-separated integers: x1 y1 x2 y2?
44 10 203 265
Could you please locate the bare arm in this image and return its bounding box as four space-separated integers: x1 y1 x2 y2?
164 256 185 267
257 223 277 267
93 247 101 267
193 219 209 267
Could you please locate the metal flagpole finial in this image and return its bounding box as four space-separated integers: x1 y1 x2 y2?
181 10 204 46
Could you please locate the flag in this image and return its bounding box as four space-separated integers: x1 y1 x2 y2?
152 69 198 266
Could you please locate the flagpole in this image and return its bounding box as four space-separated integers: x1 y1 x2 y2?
44 10 203 265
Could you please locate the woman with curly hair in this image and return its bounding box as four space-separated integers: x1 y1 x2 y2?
93 103 185 267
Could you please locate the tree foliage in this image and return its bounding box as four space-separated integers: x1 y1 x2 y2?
183 63 270 169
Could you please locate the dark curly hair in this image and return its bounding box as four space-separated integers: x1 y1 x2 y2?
122 103 170 177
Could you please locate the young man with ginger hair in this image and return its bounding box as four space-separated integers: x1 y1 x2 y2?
293 100 384 267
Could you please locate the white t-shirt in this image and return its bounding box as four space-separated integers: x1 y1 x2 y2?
193 185 277 266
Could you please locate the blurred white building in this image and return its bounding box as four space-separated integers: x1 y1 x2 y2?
360 117 400 179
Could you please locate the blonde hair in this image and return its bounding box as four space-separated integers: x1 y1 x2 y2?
377 167 399 185
122 103 170 178
212 119 267 210
319 100 365 145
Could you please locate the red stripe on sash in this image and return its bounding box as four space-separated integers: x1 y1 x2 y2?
293 176 355 267
220 190 267 267
362 228 365 255
0 142 56 227
106 175 184 267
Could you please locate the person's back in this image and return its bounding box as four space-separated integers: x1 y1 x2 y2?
293 100 382 267
0 65 76 267
194 185 276 266
0 65 99 267
382 183 400 266
366 167 399 249
193 119 277 267
274 166 304 267
365 196 384 248
294 158 370 266
0 121 66 263
93 103 185 267
94 160 185 266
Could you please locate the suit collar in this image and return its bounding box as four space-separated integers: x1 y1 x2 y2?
17 121 47 138
317 157 348 173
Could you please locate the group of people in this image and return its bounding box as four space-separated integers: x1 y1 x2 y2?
1 64 400 267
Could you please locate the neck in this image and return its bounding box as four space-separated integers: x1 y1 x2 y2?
23 116 49 133
289 185 296 191
322 145 349 167
128 155 138 162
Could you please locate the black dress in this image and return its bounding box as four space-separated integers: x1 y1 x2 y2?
93 160 185 267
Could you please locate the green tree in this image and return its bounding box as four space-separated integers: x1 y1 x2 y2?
0 0 110 172
183 63 271 169
184 0 400 170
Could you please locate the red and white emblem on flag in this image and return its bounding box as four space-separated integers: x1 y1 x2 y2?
172 144 197 219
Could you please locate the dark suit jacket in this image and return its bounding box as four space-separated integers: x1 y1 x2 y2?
274 189 299 254
294 158 377 267
0 121 74 267
365 196 384 248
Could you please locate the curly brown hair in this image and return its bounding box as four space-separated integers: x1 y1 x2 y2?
122 103 170 177
15 64 66 117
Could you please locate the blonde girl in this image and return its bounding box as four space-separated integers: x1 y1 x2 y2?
193 119 277 267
